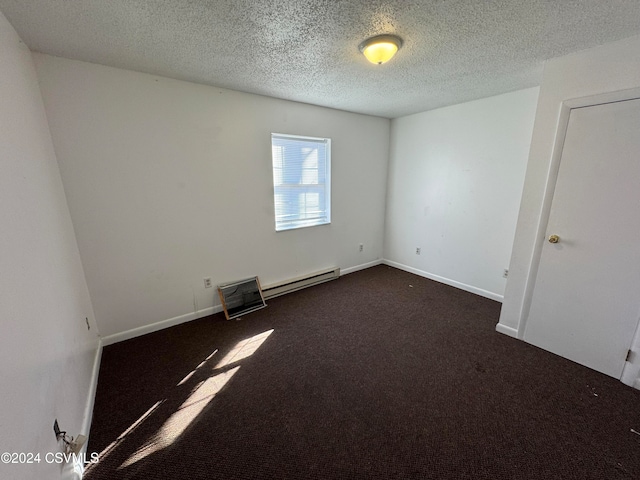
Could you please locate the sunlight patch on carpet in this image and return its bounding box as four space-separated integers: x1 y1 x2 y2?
119 366 240 469
177 349 219 386
215 329 274 369
84 400 164 475
117 329 274 470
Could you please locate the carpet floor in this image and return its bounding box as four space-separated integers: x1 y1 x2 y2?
84 265 640 479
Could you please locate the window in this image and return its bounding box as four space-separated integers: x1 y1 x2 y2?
271 133 331 231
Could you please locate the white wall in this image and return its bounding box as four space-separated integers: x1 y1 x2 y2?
384 88 539 300
498 34 640 387
33 54 390 339
0 13 99 480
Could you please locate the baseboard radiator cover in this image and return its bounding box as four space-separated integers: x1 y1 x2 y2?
262 267 340 299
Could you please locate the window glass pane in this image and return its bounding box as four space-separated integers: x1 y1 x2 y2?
301 148 318 184
301 192 320 218
271 134 331 231
272 145 283 185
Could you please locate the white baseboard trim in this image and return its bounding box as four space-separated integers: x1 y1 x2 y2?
101 261 383 346
61 459 84 480
61 340 102 480
382 260 504 302
82 340 102 435
100 261 383 347
101 260 500 347
341 259 384 276
620 363 640 390
495 323 519 338
100 306 222 346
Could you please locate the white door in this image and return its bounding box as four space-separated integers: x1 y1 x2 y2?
524 98 640 378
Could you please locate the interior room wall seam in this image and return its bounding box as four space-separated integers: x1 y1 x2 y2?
29 51 102 338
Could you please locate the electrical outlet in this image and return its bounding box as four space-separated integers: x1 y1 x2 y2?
85 317 90 330
503 269 509 278
203 277 212 288
416 247 421 255
359 243 364 252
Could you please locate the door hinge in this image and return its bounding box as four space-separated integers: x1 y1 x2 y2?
626 349 633 362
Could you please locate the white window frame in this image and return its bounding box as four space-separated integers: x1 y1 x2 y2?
271 133 331 232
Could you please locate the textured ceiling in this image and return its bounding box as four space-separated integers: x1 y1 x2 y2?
2 0 640 118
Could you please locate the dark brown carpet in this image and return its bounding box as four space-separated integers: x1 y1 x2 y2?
85 265 640 479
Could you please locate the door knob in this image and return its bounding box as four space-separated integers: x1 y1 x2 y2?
548 234 560 244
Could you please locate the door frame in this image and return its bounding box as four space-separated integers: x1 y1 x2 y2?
518 87 640 386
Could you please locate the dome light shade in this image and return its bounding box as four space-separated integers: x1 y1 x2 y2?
359 34 403 65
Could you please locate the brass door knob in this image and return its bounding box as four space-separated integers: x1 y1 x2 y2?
548 234 560 244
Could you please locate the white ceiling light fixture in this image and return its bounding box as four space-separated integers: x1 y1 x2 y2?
359 34 403 65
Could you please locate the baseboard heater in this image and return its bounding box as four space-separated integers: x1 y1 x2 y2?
262 267 340 300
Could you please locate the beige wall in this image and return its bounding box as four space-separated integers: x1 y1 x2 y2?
33 54 390 339
385 88 539 300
